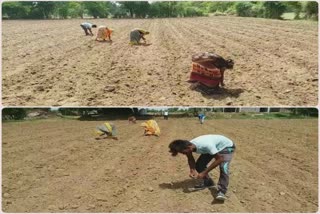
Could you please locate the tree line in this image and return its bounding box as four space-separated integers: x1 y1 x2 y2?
2 108 318 121
2 1 318 20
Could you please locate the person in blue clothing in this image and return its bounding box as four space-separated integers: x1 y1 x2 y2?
198 113 205 124
168 134 236 201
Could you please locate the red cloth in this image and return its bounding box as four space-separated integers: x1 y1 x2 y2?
189 62 222 88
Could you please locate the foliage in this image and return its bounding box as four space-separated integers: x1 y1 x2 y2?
2 2 30 19
2 1 318 20
290 108 318 117
284 2 302 19
262 2 287 19
235 2 255 17
83 2 110 18
58 108 135 116
304 1 318 20
67 2 85 18
3 108 27 120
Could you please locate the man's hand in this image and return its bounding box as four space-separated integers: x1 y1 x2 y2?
197 171 207 179
189 169 198 179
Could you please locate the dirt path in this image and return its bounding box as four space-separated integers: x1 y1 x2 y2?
2 17 318 106
2 118 318 212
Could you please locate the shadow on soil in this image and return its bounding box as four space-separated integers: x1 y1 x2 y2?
131 43 152 47
159 179 196 193
192 84 244 100
159 179 225 204
96 40 113 44
203 88 244 99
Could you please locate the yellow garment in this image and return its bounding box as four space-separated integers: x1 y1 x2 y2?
97 26 113 40
104 122 113 133
95 122 114 136
140 120 160 136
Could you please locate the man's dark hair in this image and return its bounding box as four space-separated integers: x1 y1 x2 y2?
168 140 192 156
226 59 234 69
92 24 97 28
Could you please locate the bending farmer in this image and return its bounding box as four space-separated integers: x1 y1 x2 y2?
168 134 236 201
198 113 205 124
80 22 97 36
95 122 118 140
96 26 113 41
130 29 149 45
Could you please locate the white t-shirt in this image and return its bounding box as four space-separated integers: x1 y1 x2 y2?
81 22 92 29
190 135 234 155
164 111 168 116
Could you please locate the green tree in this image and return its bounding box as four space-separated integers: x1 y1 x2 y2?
284 2 303 19
58 108 81 116
121 2 136 18
250 2 265 18
291 108 318 117
263 2 286 19
34 1 56 18
304 1 318 20
109 2 128 18
235 2 254 17
99 108 134 116
55 2 70 19
207 2 235 13
68 2 85 18
2 2 30 19
83 2 109 18
121 1 150 18
2 108 27 120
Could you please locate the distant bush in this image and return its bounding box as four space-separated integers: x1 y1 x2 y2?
251 3 265 18
235 2 287 19
212 11 227 16
304 1 318 20
263 2 287 19
235 2 255 17
3 108 27 120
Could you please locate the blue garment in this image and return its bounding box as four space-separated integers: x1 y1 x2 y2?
198 114 205 119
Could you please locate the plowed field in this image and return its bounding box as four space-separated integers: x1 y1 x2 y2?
2 17 318 106
2 118 318 212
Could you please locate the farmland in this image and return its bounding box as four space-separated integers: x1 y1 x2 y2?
2 118 318 212
2 16 318 106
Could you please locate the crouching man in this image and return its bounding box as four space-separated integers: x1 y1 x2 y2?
168 134 235 201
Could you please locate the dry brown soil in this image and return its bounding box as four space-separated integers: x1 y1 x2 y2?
2 17 318 106
2 118 318 212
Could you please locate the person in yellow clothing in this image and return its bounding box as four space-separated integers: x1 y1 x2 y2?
141 120 160 136
130 28 150 45
96 26 113 42
95 122 118 140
